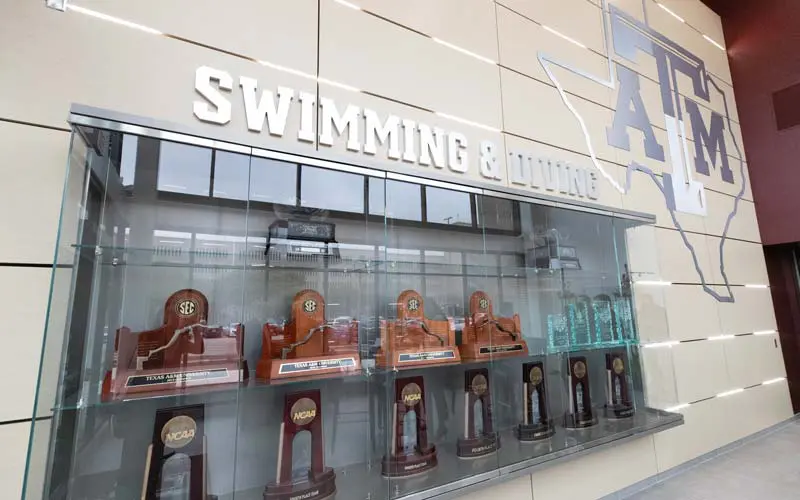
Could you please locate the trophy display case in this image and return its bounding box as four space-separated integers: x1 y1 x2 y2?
24 116 682 500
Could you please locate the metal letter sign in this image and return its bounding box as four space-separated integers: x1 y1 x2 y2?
538 1 747 302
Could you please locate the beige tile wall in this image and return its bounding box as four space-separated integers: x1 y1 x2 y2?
1 0 791 499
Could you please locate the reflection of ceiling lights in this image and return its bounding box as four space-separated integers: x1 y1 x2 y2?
703 34 725 51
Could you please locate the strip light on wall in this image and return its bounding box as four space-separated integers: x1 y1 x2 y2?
708 334 735 341
664 403 690 412
763 377 786 385
745 284 770 289
541 25 587 50
703 34 726 51
434 112 501 133
635 280 673 286
432 37 496 65
656 2 686 23
754 329 777 335
716 388 744 398
643 340 679 349
67 5 163 35
332 0 361 11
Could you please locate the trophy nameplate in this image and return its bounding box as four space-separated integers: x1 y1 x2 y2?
457 368 500 458
142 405 215 500
376 290 460 369
383 376 438 477
102 289 247 400
459 291 528 361
516 362 556 441
257 289 361 381
265 390 336 500
564 356 598 429
604 353 635 419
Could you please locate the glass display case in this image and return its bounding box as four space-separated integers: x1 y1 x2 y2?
23 111 682 500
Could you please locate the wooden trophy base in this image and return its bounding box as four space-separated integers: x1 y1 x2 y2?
564 412 599 429
264 468 336 500
603 403 635 419
105 362 248 401
376 347 460 370
457 432 500 458
257 353 361 382
459 341 528 361
382 446 438 477
516 421 556 442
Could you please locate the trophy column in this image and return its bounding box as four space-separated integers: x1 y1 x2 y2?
141 404 213 500
382 376 438 477
603 352 635 419
564 356 598 429
457 369 500 458
264 390 336 500
516 362 556 441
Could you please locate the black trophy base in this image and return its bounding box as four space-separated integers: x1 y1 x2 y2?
264 468 336 500
382 446 438 477
564 411 598 429
457 432 500 458
516 421 556 442
604 403 635 419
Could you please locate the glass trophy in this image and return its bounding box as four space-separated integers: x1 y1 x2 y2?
592 294 617 344
547 313 570 350
566 295 593 347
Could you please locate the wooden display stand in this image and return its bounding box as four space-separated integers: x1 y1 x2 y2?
264 390 336 500
141 404 217 500
459 291 528 360
382 376 438 477
102 289 247 401
375 290 460 370
457 368 500 458
256 289 361 381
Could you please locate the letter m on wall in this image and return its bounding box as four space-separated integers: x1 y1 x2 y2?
685 99 734 184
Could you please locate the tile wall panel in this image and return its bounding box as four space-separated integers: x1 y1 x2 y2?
319 0 503 128
73 0 319 74
0 267 50 423
356 0 499 61
0 123 69 264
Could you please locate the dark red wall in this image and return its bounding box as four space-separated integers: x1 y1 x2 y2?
723 0 800 245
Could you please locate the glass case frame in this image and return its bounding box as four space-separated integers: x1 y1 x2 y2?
22 107 683 500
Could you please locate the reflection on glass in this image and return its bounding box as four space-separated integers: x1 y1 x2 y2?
371 179 422 220
291 430 312 480
479 195 515 231
156 141 212 195
426 186 472 225
301 166 364 213
576 383 585 414
250 157 297 205
119 134 137 187
531 387 541 425
402 410 417 454
158 453 191 499
213 151 250 201
473 400 484 436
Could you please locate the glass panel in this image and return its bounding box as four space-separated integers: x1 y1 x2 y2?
300 165 364 213
249 156 297 206
213 150 250 201
424 186 473 226
156 141 212 196
381 181 500 500
234 160 383 499
370 179 422 221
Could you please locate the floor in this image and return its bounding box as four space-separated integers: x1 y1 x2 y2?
626 419 800 499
